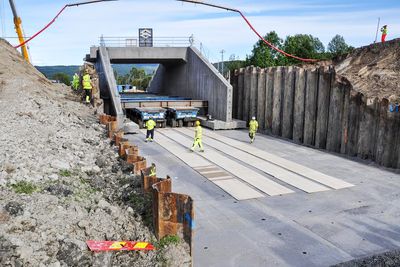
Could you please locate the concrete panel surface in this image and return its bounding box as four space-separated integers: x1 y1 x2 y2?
178 128 330 194
201 129 354 190
127 128 400 267
161 129 294 196
148 130 264 200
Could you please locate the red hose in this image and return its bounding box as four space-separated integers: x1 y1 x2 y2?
14 1 115 49
14 5 67 49
177 0 318 63
237 10 318 63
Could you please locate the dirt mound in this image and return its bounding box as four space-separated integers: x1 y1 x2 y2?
335 38 400 99
0 39 190 266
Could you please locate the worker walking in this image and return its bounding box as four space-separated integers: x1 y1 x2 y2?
145 117 156 142
381 25 388 43
149 163 156 176
72 73 79 90
249 116 259 144
191 121 204 152
82 70 93 104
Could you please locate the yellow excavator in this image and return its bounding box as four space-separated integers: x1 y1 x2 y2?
8 0 30 62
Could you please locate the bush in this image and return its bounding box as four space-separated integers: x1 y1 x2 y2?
10 181 38 194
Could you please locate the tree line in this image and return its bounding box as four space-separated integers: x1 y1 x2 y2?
226 32 353 71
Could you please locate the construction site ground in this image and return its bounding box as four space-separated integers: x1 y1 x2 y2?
127 128 400 267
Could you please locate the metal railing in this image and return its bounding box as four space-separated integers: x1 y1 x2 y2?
99 35 194 47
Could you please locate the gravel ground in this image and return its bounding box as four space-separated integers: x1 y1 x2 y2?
0 39 190 266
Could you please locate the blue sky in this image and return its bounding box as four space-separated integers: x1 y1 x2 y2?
0 0 399 65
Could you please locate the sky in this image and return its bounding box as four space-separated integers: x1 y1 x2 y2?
0 0 399 65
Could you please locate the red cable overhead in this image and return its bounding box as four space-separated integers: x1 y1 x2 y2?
14 0 116 49
177 0 318 63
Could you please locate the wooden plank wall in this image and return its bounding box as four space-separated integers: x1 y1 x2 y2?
232 66 400 169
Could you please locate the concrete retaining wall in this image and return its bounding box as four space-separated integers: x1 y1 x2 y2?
149 47 232 122
232 66 400 169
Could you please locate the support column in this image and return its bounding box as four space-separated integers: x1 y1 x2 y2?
303 68 318 146
282 66 295 139
293 68 306 143
264 68 275 133
257 68 266 130
315 66 331 149
272 67 284 136
237 68 245 120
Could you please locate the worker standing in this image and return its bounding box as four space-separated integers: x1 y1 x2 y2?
381 25 388 43
149 163 156 176
82 70 93 104
72 73 79 90
145 117 156 142
191 121 204 152
249 116 259 144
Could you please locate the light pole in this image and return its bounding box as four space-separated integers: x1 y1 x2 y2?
220 49 225 75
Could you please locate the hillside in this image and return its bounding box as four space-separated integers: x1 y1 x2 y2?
335 38 400 99
0 39 188 266
36 64 158 80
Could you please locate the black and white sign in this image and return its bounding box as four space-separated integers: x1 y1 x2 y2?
139 28 153 47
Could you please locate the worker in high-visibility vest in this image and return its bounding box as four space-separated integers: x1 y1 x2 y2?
190 120 204 152
149 163 156 176
381 25 388 43
249 116 259 144
145 117 156 142
82 70 93 103
72 73 79 90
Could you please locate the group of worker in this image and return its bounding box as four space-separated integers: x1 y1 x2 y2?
144 116 260 151
71 70 93 104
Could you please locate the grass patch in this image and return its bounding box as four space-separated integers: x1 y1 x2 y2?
59 169 72 177
155 235 181 249
10 181 38 194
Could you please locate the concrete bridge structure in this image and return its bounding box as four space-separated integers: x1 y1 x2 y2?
86 45 244 129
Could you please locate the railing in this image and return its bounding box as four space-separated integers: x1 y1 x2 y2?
99 35 195 47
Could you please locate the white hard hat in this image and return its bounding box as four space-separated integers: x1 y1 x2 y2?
252 116 256 120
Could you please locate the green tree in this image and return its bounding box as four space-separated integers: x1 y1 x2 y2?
52 72 71 86
246 31 285 68
282 34 326 64
226 54 245 72
327 35 353 56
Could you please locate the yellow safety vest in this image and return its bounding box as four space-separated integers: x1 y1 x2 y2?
146 119 156 130
194 125 202 139
82 74 92 90
249 120 259 133
149 166 156 176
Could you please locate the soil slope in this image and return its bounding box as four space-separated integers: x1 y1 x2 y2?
0 39 190 266
335 38 400 99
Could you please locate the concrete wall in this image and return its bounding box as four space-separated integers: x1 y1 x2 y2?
147 64 165 93
96 47 124 124
92 46 232 122
149 47 232 121
232 66 400 169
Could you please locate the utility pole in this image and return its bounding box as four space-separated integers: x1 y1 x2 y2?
220 49 225 75
374 17 380 43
